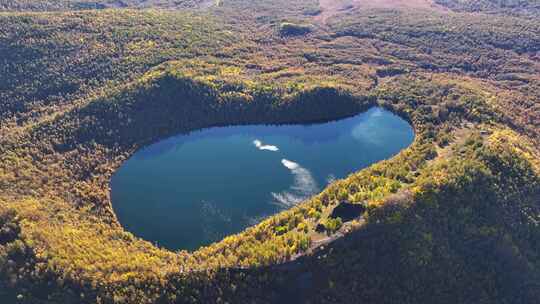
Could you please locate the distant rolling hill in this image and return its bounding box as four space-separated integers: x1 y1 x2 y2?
0 0 209 11
0 0 539 303
435 0 540 16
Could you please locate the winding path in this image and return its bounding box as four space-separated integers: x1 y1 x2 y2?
315 0 361 24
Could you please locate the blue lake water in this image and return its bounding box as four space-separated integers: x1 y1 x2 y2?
110 107 414 251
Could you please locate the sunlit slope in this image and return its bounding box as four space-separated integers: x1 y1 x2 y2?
0 1 539 303
0 10 237 128
0 0 206 11
435 0 540 16
327 7 540 140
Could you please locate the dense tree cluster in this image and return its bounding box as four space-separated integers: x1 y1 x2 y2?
0 0 205 11
435 0 540 16
0 0 539 303
330 8 540 141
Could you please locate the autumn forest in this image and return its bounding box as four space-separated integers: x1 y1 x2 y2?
0 0 539 303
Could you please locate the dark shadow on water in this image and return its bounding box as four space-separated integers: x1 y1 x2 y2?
134 107 397 160
0 286 17 304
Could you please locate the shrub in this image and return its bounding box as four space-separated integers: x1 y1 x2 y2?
279 22 313 36
324 218 343 234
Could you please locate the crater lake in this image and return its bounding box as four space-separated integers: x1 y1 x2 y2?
110 107 414 251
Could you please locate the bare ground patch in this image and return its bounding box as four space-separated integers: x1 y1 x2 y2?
315 0 448 24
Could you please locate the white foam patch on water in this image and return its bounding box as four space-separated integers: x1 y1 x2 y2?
253 139 279 151
272 159 319 208
281 159 300 170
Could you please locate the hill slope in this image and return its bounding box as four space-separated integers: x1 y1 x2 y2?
0 0 539 303
0 0 207 11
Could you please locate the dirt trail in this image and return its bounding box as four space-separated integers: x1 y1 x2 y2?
315 0 447 24
315 0 360 24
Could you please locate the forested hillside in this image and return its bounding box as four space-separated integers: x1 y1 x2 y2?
0 0 206 11
0 0 539 303
435 0 540 16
